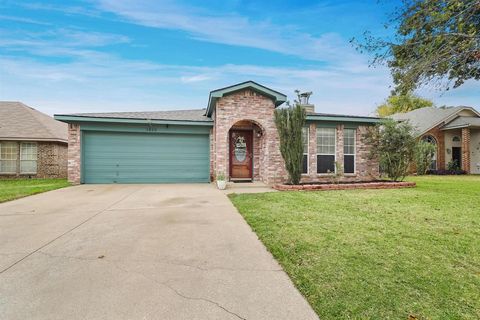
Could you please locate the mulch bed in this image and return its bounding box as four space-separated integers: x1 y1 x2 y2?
273 181 416 191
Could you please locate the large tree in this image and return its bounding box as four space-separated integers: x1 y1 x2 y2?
376 93 434 116
356 0 480 94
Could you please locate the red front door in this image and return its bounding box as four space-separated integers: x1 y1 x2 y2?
229 130 253 180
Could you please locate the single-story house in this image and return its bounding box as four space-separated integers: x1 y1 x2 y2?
392 106 480 174
0 101 68 178
55 81 381 184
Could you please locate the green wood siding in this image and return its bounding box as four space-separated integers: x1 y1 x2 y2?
82 131 210 184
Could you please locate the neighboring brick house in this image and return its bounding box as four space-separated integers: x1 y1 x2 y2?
392 106 480 174
55 81 381 185
0 102 68 179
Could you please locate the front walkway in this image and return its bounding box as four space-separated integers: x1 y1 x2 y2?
222 181 277 194
0 184 317 320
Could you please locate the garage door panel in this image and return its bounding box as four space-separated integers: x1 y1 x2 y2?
83 131 210 183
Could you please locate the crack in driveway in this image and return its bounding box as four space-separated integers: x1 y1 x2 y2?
9 251 249 318
161 280 247 320
29 251 281 319
110 262 247 320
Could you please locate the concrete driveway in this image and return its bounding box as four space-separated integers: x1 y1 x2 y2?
0 184 318 320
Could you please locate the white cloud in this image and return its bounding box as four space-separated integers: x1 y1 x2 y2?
1 1 477 117
0 48 393 116
19 2 102 18
0 14 52 26
0 28 129 51
2 48 477 118
94 0 362 65
181 75 212 83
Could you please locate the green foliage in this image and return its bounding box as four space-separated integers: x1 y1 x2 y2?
363 120 417 181
447 159 461 171
274 103 306 185
0 179 70 203
414 140 437 175
355 0 480 93
376 93 434 117
216 172 225 181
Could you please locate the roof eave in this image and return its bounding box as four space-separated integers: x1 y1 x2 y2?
0 137 67 143
441 124 470 130
306 115 382 123
54 115 214 126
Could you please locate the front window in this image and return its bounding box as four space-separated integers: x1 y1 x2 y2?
317 127 336 174
20 143 37 174
302 127 309 174
0 142 18 173
422 135 437 170
343 129 356 174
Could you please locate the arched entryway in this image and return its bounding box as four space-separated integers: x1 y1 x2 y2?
228 120 265 181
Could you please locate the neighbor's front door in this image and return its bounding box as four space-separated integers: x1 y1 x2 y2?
452 147 462 168
229 130 253 180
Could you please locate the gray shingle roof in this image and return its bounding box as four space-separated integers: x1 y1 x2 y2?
62 109 212 122
0 101 67 142
442 116 480 129
390 107 466 134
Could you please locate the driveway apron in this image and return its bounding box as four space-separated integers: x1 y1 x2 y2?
0 184 318 320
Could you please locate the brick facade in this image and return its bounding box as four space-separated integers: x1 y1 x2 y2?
461 127 471 172
67 123 81 184
212 89 286 184
418 126 479 173
211 89 379 184
0 140 67 179
63 87 381 185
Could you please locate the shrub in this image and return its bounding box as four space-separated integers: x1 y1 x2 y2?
274 103 306 185
428 160 467 174
447 159 461 171
364 120 416 181
414 140 436 175
428 169 466 175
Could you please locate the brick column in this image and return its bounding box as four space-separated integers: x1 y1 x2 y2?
461 127 471 172
68 123 81 184
209 127 215 181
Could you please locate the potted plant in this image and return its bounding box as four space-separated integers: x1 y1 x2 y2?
216 172 227 190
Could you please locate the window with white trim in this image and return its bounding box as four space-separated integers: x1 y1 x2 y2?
317 127 336 174
343 129 356 174
302 127 309 174
20 143 37 174
0 142 18 173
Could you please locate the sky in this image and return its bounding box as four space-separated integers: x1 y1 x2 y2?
0 0 479 116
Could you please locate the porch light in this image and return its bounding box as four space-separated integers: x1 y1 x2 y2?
256 130 263 138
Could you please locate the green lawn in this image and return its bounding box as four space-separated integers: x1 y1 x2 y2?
0 178 70 203
229 176 480 319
